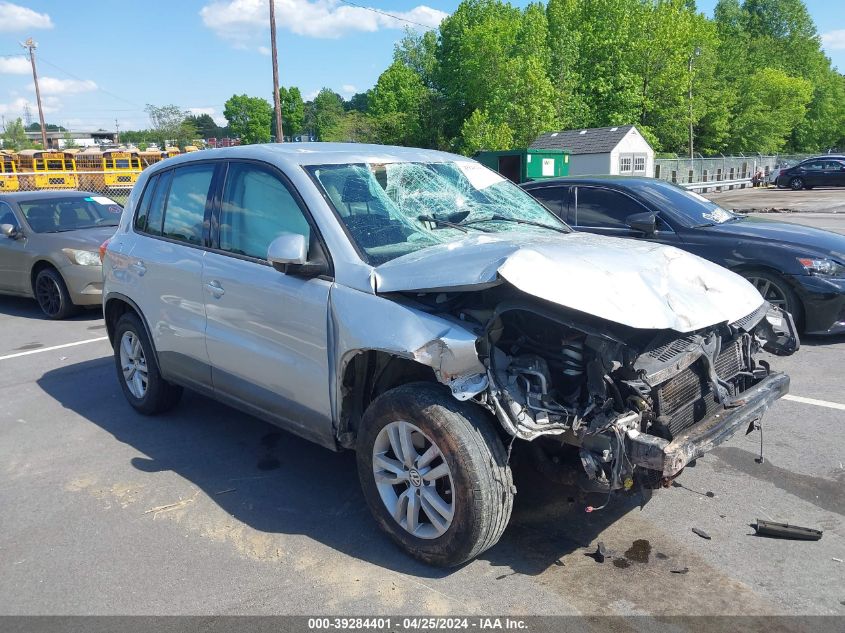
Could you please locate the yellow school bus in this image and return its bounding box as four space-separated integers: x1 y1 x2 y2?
139 147 180 168
16 149 78 189
76 148 143 191
0 150 20 192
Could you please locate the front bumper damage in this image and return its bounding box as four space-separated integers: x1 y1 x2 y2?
627 371 789 477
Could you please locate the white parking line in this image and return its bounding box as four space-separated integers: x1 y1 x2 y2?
0 336 109 361
783 394 845 411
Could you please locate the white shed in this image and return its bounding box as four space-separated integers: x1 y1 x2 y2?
530 125 654 177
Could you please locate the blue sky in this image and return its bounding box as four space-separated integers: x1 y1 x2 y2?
1 0 843 133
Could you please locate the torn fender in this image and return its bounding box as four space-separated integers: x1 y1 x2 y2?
327 284 485 423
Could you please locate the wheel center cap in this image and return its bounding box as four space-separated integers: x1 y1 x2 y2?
408 468 422 487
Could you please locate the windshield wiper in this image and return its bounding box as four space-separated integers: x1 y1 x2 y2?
462 214 569 234
417 214 491 233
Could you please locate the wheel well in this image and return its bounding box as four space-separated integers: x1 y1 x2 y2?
337 351 437 448
104 297 137 345
29 260 57 294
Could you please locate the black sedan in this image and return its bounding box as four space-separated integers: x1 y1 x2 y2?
776 156 845 190
521 176 845 334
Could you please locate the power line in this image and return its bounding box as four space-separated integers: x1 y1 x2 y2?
336 0 435 29
36 55 142 108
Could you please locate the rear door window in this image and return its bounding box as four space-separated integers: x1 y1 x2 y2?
161 165 215 245
142 171 172 237
574 187 646 229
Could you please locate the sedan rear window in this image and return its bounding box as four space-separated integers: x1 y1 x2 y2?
19 196 122 233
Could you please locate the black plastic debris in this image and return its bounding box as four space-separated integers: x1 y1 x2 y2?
593 542 608 563
692 527 712 540
754 520 822 541
670 567 690 574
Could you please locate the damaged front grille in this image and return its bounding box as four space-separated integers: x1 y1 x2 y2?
652 338 745 438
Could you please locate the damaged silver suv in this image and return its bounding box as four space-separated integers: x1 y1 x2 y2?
103 144 798 566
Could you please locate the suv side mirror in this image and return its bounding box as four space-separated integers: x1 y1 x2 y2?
267 233 308 272
626 212 657 235
1 223 19 239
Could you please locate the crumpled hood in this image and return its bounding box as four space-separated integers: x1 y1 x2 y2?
373 231 765 333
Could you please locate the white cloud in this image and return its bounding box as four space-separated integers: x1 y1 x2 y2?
200 0 446 47
31 77 97 95
188 106 227 126
302 89 319 101
257 45 271 56
0 96 60 117
341 84 357 96
0 56 29 74
821 30 845 51
0 1 53 32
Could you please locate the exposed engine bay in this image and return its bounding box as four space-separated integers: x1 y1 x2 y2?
402 285 798 495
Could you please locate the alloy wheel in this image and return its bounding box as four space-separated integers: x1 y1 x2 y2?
790 177 804 190
372 420 455 539
35 274 61 317
747 276 789 310
119 331 149 399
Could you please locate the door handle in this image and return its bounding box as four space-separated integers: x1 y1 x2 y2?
130 260 146 276
205 280 225 298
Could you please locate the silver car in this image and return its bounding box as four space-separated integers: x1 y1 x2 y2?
102 144 798 566
0 190 121 318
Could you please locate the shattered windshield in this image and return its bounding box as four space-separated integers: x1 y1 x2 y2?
306 161 569 265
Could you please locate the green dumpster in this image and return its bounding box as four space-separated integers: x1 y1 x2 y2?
475 148 570 183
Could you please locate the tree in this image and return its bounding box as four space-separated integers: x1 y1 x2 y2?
729 68 813 153
460 109 514 154
312 89 345 141
279 86 305 138
185 113 221 139
145 104 192 146
223 95 273 144
345 92 370 113
2 118 29 150
369 61 427 146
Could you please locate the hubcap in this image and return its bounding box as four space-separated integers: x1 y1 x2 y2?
35 275 61 316
372 420 454 539
119 331 148 399
747 276 789 310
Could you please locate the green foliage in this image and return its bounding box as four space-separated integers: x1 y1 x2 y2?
279 86 305 138
185 113 222 139
145 103 197 147
730 68 813 153
188 0 842 157
223 95 273 144
2 118 30 151
460 109 514 154
312 89 346 141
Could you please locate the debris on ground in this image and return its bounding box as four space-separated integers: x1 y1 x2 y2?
143 491 200 518
591 542 608 563
214 488 236 495
692 528 712 540
754 520 823 540
671 567 690 574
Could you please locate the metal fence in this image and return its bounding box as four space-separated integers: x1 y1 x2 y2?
653 154 813 191
0 169 139 206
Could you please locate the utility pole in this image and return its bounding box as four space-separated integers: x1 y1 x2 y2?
269 0 284 142
115 119 120 145
21 38 48 149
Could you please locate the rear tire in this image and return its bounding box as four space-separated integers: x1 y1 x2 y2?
357 383 513 567
113 312 183 415
34 268 78 320
789 176 805 191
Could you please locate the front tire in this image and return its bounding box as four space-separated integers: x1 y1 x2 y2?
789 176 805 190
741 269 803 330
34 268 77 319
113 312 183 415
357 383 513 567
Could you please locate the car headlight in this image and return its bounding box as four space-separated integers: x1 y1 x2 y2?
796 257 845 278
62 248 101 266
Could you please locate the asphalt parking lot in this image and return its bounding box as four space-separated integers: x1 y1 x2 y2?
1 214 844 618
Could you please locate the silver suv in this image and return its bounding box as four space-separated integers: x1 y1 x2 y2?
103 144 798 566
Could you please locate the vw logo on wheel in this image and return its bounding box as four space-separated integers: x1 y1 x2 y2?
408 468 422 487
